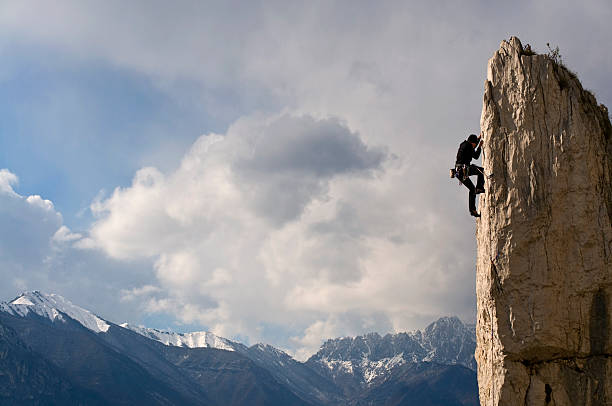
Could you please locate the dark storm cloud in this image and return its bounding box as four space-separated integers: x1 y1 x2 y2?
233 114 386 224
239 115 385 177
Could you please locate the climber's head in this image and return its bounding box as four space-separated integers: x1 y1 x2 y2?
467 134 479 147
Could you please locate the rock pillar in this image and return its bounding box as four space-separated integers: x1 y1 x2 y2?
476 37 612 405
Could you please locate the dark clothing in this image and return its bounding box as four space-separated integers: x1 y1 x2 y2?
461 165 484 212
456 140 481 165
455 139 484 213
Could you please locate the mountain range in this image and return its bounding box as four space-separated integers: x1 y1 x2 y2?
0 291 478 405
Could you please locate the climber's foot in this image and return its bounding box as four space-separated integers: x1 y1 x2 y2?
470 210 481 218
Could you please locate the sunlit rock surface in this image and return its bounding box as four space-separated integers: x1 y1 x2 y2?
476 37 612 405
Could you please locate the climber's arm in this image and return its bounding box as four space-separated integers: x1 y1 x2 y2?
473 133 483 159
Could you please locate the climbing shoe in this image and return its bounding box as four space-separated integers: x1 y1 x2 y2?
470 210 481 218
475 187 485 194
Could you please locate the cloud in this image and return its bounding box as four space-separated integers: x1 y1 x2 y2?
291 311 394 361
232 114 386 224
0 2 491 356
25 195 56 212
3 0 610 357
86 112 478 357
52 225 83 245
0 169 161 325
120 284 162 302
90 113 386 257
0 170 62 272
85 114 389 342
0 169 19 196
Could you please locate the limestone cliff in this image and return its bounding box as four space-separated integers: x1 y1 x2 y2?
476 37 612 405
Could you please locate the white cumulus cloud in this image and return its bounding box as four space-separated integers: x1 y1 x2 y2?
86 113 475 357
0 169 162 324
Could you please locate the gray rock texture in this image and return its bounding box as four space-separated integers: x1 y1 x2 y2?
476 37 612 405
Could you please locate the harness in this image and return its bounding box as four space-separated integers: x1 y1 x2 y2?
450 164 469 184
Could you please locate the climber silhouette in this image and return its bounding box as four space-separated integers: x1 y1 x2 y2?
455 133 484 217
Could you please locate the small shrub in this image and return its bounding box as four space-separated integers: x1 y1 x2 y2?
546 43 563 65
521 44 536 56
558 76 570 90
546 43 579 90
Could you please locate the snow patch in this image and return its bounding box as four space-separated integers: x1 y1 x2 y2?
11 296 34 306
1 291 110 333
361 354 406 383
320 357 355 374
121 323 237 351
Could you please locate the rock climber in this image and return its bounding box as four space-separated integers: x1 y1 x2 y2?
454 133 485 217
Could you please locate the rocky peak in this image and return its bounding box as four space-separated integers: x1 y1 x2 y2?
421 316 477 369
423 316 470 341
307 316 477 383
476 37 611 405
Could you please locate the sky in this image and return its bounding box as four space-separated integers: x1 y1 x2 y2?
0 0 611 360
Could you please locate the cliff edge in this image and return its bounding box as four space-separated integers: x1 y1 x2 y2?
476 37 612 405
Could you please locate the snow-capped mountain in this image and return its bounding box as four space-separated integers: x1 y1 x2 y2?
417 316 476 369
0 292 308 405
120 323 243 352
0 291 242 352
0 291 479 405
0 291 110 333
306 316 476 392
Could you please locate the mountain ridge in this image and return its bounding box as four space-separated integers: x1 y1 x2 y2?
0 290 478 405
3 291 475 366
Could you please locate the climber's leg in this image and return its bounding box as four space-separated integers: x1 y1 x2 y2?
470 165 485 193
462 177 477 213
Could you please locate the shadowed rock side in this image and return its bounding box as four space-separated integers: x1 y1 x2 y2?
0 321 105 405
476 37 612 405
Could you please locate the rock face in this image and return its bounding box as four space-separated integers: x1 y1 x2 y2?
476 37 612 405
